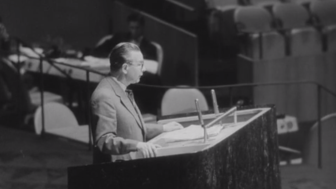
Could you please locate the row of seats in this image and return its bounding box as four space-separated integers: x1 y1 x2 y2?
208 0 336 59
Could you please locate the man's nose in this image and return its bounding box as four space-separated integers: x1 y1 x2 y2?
142 64 146 72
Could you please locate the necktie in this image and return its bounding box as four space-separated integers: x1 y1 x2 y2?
125 89 135 105
125 89 146 140
126 89 142 120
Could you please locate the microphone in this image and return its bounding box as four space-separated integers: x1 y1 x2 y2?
211 89 219 115
195 99 208 143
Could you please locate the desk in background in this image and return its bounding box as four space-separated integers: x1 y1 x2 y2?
9 54 160 83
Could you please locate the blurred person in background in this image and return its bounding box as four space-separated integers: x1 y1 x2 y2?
91 13 157 61
0 19 35 120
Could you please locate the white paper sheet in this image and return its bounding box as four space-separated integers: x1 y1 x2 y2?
162 124 225 142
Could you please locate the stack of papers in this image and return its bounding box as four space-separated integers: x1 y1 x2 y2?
162 124 224 143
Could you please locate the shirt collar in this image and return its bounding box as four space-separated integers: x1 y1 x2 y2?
111 76 127 92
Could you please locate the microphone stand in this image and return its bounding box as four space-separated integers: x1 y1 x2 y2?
15 37 47 135
195 99 208 143
211 89 221 125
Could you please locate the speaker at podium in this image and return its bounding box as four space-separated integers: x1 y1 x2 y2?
68 105 281 189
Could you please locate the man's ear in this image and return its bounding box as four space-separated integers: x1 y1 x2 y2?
122 63 128 74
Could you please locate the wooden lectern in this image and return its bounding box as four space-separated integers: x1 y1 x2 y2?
68 105 281 189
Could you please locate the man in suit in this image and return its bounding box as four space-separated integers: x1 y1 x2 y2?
91 42 182 163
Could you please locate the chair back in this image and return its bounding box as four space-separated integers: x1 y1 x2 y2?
161 88 209 116
272 3 310 29
150 41 164 76
303 113 336 171
234 6 273 33
29 91 63 106
34 102 78 135
310 0 336 26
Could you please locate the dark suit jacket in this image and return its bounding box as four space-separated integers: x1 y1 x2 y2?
91 32 157 61
91 77 163 163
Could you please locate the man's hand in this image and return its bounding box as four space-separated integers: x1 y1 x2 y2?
136 142 161 158
163 121 183 132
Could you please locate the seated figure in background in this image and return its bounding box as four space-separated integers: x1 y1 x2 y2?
91 13 157 61
91 13 162 115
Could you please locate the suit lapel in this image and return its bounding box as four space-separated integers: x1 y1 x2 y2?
132 99 147 136
106 77 144 130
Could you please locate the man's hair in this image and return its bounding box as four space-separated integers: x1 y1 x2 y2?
109 42 141 71
127 12 145 26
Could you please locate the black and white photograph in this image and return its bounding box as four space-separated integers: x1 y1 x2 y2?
0 0 336 188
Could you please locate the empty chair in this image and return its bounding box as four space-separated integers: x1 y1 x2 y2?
29 90 63 106
24 90 64 125
310 0 336 52
34 102 90 144
235 6 272 32
303 112 336 171
272 3 322 56
310 0 336 26
295 0 314 10
234 6 285 59
280 112 336 188
254 1 280 13
273 3 309 29
208 6 241 56
161 88 209 116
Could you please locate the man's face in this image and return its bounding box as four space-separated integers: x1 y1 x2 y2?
124 50 146 84
128 21 143 39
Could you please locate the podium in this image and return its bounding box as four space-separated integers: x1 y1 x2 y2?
68 106 281 189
